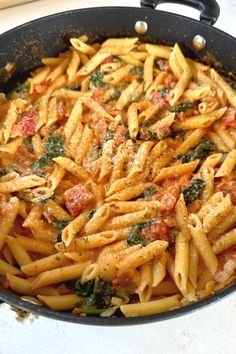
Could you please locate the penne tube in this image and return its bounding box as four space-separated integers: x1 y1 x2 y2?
98 139 114 183
120 294 181 317
103 210 147 230
61 211 88 246
0 175 46 193
152 252 167 288
174 129 206 157
208 206 236 241
16 235 55 255
202 194 232 234
83 204 111 235
154 160 199 182
75 229 128 250
146 44 172 59
215 149 236 177
213 123 235 150
53 157 90 181
110 200 166 214
143 55 154 91
175 232 189 295
197 192 224 221
31 262 90 289
175 194 191 241
128 141 154 178
188 214 218 275
210 68 236 109
212 230 236 254
0 258 22 276
21 253 70 276
137 262 153 302
118 240 168 270
173 107 227 130
64 100 83 142
6 236 32 266
7 274 59 296
188 241 199 289
38 294 83 311
152 279 179 296
70 38 96 55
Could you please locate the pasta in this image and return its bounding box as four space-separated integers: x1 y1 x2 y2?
0 36 236 319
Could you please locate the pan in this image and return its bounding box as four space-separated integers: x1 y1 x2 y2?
0 0 235 325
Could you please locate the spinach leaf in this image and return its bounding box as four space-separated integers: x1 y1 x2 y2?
179 138 214 163
32 135 65 170
143 186 157 197
129 66 143 75
182 178 206 205
53 220 70 242
91 71 106 87
65 84 81 91
170 102 194 113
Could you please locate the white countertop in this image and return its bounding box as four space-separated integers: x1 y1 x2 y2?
0 1 235 353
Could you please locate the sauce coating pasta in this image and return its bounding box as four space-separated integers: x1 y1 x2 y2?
0 37 236 318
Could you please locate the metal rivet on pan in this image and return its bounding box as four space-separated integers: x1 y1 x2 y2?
134 21 148 34
193 35 206 51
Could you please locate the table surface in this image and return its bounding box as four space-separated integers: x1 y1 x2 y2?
0 1 235 353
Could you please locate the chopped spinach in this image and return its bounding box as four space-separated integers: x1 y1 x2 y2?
127 228 148 247
170 102 194 113
75 280 95 297
104 129 115 141
32 135 65 170
179 138 214 163
142 120 152 128
143 186 157 197
53 220 70 242
91 71 106 87
127 218 157 246
111 90 121 100
159 87 169 97
182 178 206 205
129 66 143 75
75 279 122 309
65 84 81 91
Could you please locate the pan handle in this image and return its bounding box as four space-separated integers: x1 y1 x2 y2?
140 0 220 26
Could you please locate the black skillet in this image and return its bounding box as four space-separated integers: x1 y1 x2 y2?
0 0 235 325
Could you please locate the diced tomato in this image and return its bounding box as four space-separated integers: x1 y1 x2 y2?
216 180 236 205
102 55 113 64
34 80 50 94
16 145 36 170
222 245 236 258
64 183 92 217
141 218 172 242
164 74 177 89
153 173 192 211
113 125 129 147
221 108 236 128
12 109 37 137
57 101 65 120
178 111 186 121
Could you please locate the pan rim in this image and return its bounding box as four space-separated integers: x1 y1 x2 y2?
0 281 236 325
0 5 235 325
0 6 235 42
